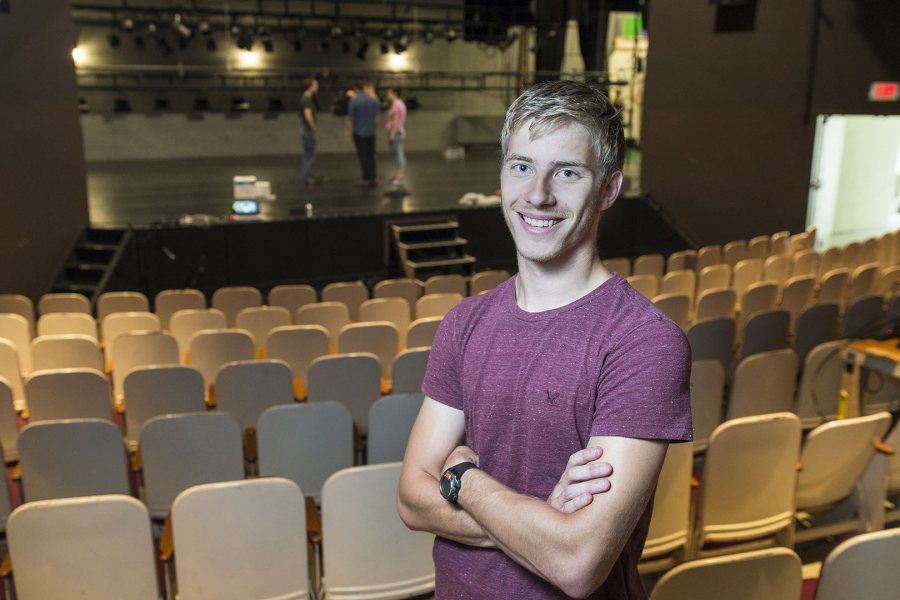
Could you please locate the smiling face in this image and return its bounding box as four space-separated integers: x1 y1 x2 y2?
501 120 619 267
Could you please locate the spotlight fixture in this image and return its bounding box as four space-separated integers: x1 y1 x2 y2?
113 98 132 113
331 24 343 39
423 29 435 44
319 39 330 53
146 21 158 34
173 14 192 39
379 41 389 54
355 40 369 60
193 97 211 112
108 31 121 48
205 36 217 52
231 97 250 112
197 20 211 35
235 28 254 51
122 17 135 33
446 27 457 42
393 34 408 54
260 28 274 53
293 37 304 52
383 27 395 40
341 40 351 53
134 34 145 50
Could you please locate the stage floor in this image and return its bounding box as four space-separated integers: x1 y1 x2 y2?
86 147 642 228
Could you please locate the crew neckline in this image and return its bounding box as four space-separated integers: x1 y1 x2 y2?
505 273 624 322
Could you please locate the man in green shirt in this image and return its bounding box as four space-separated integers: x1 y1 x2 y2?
300 78 319 185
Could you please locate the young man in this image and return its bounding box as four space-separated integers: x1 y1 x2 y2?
385 87 407 185
398 81 692 599
300 78 319 185
345 81 380 187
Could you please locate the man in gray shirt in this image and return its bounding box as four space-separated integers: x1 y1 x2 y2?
345 82 380 187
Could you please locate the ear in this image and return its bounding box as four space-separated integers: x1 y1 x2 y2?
598 171 624 211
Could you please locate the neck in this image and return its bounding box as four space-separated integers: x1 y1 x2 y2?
514 245 612 312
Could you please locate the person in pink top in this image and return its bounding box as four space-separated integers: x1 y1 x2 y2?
398 81 692 599
386 87 407 185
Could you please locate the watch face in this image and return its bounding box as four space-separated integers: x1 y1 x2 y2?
440 470 459 502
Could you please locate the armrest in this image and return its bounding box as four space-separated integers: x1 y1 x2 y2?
206 384 217 409
306 497 322 545
159 513 174 561
873 437 895 455
0 552 10 577
131 447 142 472
244 427 258 463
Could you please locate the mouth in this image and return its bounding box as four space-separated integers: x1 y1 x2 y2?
518 213 563 230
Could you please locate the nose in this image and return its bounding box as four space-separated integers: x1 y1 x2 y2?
524 172 555 208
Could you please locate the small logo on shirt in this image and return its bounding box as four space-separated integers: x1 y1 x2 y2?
546 389 560 405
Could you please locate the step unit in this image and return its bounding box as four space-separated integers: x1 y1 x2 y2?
390 219 476 280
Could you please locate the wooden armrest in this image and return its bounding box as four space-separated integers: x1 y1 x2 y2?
205 383 217 408
18 408 29 421
306 497 322 545
159 513 174 561
353 425 366 455
874 437 895 455
293 377 307 402
244 427 258 463
115 397 126 414
131 447 142 472
11 464 20 481
0 552 11 577
380 378 392 395
256 346 266 360
690 476 700 488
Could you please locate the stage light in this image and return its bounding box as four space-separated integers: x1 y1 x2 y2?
237 49 260 67
197 20 211 35
260 29 274 53
293 38 304 52
231 97 250 112
193 97 211 112
341 40 351 53
355 40 369 60
122 17 135 33
389 53 407 69
71 46 87 65
393 34 408 54
173 14 192 39
114 98 132 113
380 41 389 54
423 29 435 44
331 24 343 39
319 39 330 53
446 27 457 42
206 37 217 52
383 27 395 40
134 34 145 50
108 32 121 48
157 36 173 56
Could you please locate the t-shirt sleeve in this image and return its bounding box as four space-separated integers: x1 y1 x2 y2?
591 318 693 441
421 308 465 410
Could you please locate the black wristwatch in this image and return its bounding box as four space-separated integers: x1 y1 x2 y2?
440 462 478 503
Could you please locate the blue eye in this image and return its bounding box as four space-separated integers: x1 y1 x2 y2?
513 163 529 173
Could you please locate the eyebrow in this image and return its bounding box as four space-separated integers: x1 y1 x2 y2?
505 155 591 170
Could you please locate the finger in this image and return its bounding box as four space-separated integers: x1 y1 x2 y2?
563 479 611 501
565 462 613 483
560 493 594 514
567 446 604 467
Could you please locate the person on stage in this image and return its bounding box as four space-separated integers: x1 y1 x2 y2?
300 78 320 185
386 87 407 186
345 81 380 187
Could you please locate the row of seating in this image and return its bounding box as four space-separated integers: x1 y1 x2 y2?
632 262 896 331
606 226 898 279
0 270 510 328
641 411 899 572
5 467 434 600
0 348 427 460
648 531 900 600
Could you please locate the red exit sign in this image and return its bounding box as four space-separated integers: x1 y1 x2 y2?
869 82 899 102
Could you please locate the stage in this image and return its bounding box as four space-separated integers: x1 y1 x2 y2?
82 148 684 297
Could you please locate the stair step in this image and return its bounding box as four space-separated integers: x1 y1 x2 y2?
74 245 117 263
397 238 468 252
65 262 107 283
403 255 476 278
392 221 460 245
52 281 99 295
84 228 126 245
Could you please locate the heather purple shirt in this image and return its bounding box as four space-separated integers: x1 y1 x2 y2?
422 274 692 599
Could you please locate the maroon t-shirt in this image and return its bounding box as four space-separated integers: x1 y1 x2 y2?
423 274 692 599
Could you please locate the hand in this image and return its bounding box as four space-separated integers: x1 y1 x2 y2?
546 446 613 514
441 445 478 474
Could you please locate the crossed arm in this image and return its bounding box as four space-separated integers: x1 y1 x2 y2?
398 397 668 599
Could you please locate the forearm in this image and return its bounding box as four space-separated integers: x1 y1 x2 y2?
397 467 494 547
